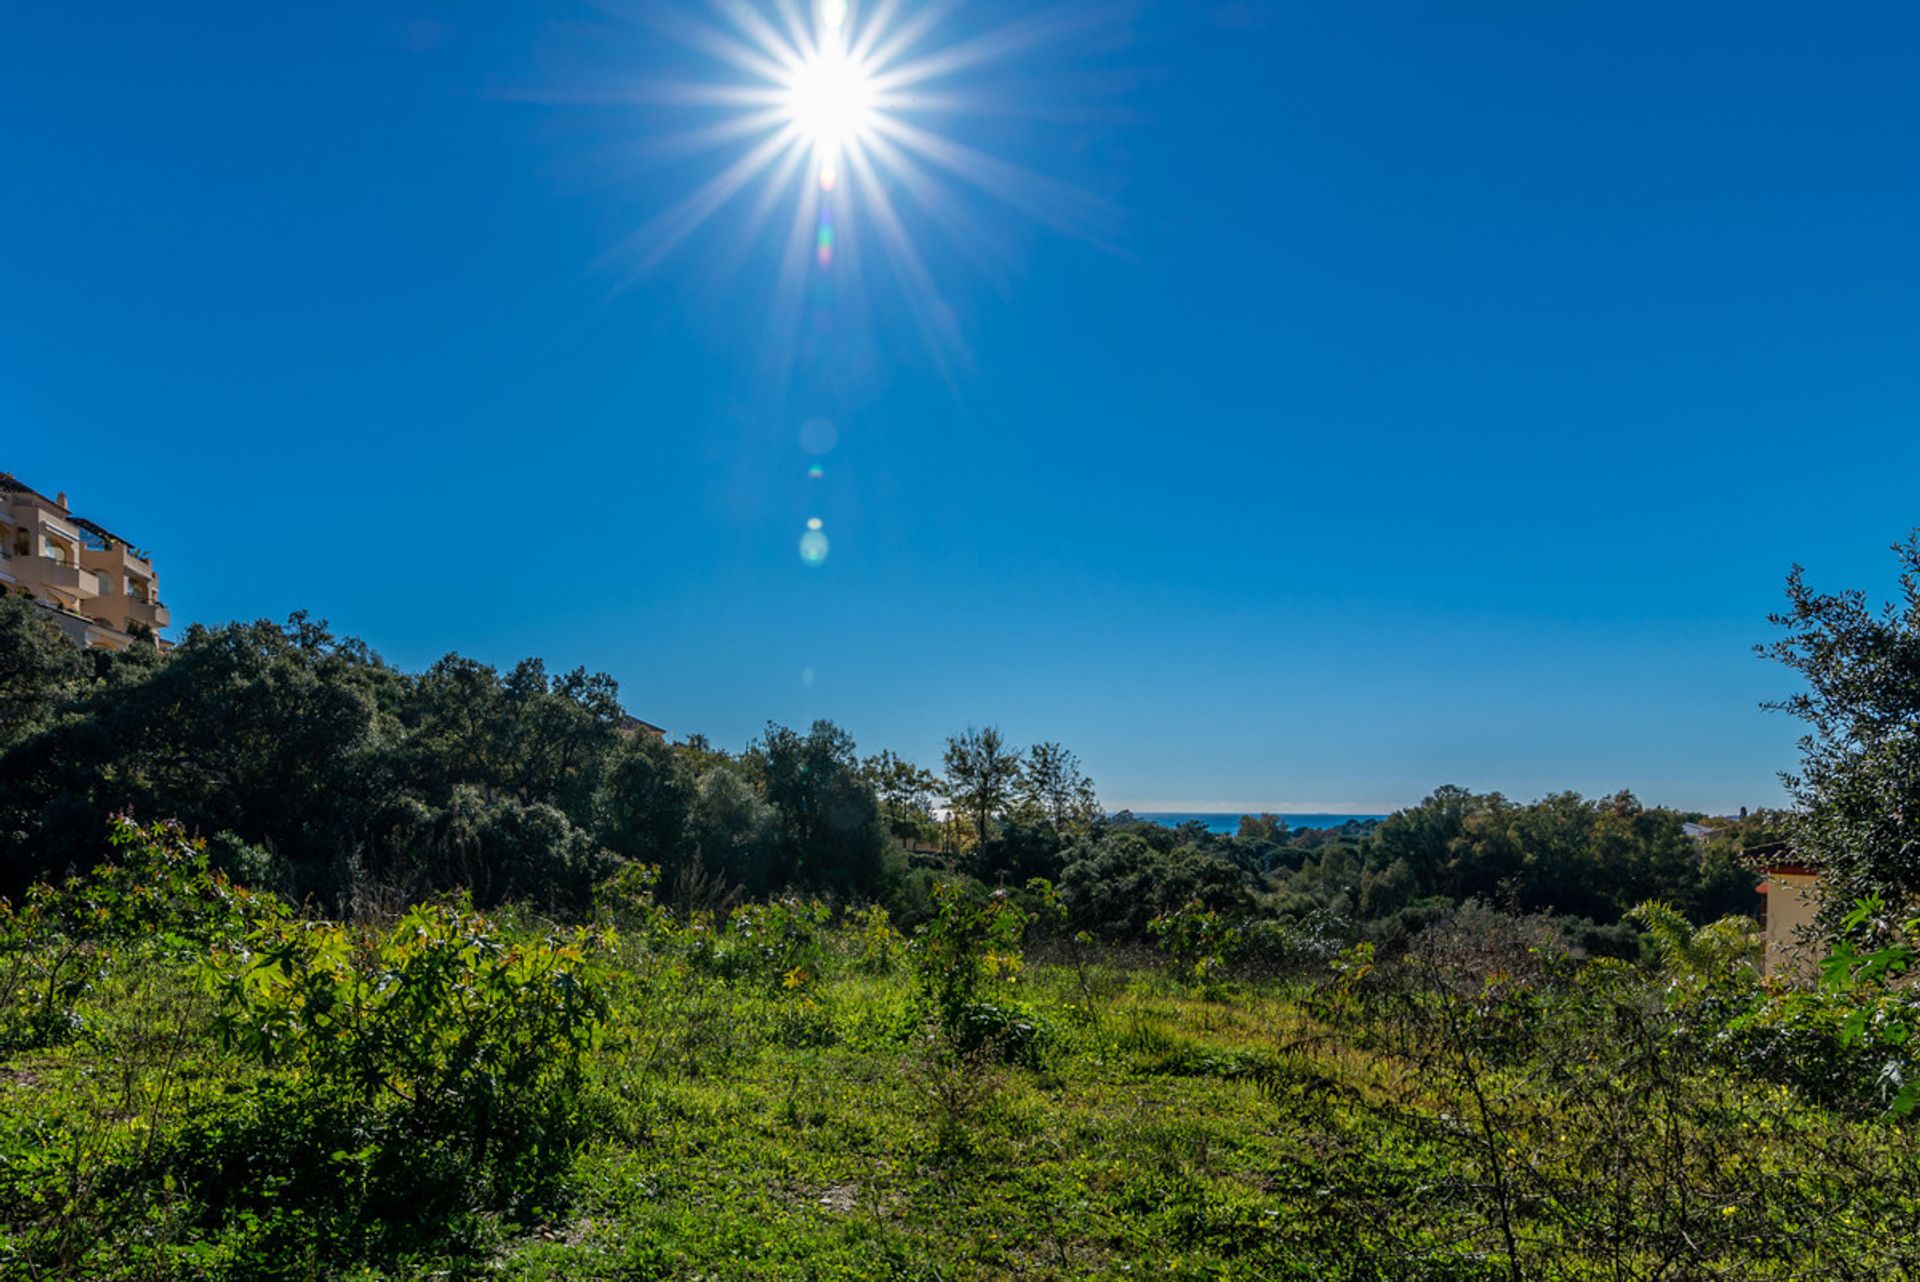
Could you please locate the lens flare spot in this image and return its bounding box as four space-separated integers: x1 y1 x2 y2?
818 162 838 192
799 528 831 566
807 462 824 480
799 418 838 454
820 0 848 34
802 665 817 687
806 516 824 531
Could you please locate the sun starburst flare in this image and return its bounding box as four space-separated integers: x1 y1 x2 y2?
583 0 1126 364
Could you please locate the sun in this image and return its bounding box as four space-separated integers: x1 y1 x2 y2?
600 0 1122 362
784 47 873 158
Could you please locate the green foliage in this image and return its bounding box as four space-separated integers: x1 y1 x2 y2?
0 818 276 1050
595 731 694 868
0 617 917 910
683 760 780 896
753 720 893 893
0 591 89 750
592 860 670 937
909 882 1043 1064
862 748 942 842
10 841 1920 1279
0 615 400 901
1059 831 1255 937
1627 899 1761 993
1369 785 1718 922
942 725 1022 858
206 897 608 1225
850 903 903 973
697 898 832 986
1149 899 1243 996
0 603 1762 939
1016 740 1099 831
1762 532 1920 922
1800 896 1920 1116
1714 984 1920 1117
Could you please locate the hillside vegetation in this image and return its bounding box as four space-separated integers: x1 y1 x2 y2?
0 601 1767 943
5 820 1920 1280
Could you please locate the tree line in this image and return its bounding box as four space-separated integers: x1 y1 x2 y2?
0 603 1107 918
0 593 1789 940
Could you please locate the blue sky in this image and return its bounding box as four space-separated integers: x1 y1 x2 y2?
4 1 1917 813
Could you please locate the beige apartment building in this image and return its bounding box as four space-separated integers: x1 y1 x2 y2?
1 472 170 650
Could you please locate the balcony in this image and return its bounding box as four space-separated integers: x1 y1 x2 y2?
125 598 171 629
26 561 102 597
79 542 153 581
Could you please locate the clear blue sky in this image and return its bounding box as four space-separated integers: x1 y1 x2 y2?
5 2 1917 814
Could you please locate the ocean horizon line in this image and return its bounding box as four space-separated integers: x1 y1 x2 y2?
1125 811 1390 835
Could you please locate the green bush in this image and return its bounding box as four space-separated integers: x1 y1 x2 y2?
592 859 673 939
1712 987 1920 1114
206 898 608 1220
849 902 904 973
1149 899 1243 996
0 817 279 1050
909 882 1045 1064
680 897 831 986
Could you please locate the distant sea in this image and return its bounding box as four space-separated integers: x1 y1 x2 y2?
1128 812 1387 835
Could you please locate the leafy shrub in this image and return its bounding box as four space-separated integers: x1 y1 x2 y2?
909 882 1045 1064
1712 986 1920 1115
593 860 673 941
1236 909 1352 975
1619 897 1920 1119
1774 895 1920 1116
682 897 830 985
1408 900 1573 987
850 902 903 973
769 995 839 1049
0 817 280 1049
207 898 608 1217
65 816 281 951
731 898 830 979
1557 913 1643 961
1149 899 1243 996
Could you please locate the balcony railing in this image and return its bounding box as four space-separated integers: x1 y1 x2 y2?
33 562 98 594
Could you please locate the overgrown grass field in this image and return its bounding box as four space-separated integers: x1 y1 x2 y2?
4 823 1919 1280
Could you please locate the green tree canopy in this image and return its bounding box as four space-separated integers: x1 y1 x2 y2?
1763 532 1920 925
943 725 1022 859
753 719 891 893
0 593 89 750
